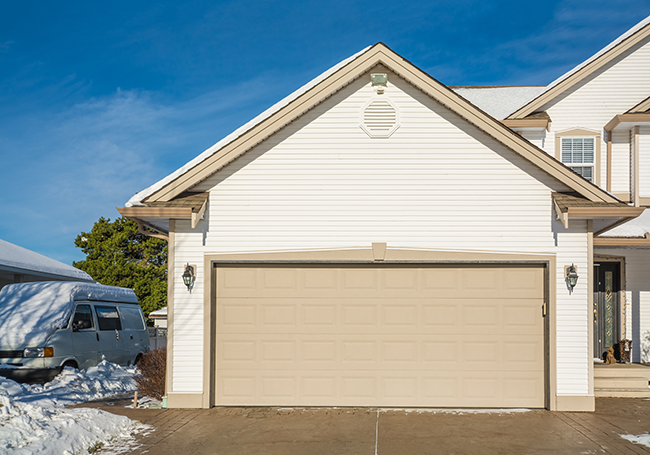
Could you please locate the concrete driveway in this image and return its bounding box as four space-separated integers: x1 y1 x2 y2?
80 397 650 454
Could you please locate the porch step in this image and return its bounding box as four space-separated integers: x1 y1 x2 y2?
593 363 650 398
594 376 649 389
595 388 650 398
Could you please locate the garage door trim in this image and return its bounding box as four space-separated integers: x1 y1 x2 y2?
199 248 557 410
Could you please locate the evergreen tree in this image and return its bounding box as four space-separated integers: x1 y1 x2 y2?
73 217 167 316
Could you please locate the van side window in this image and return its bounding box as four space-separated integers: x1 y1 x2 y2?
72 304 95 331
119 306 145 330
95 306 122 331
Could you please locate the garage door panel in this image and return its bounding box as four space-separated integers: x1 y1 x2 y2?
217 334 543 373
217 298 541 335
218 266 543 299
217 370 545 407
215 265 545 408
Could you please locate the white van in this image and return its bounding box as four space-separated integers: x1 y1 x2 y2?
0 281 150 383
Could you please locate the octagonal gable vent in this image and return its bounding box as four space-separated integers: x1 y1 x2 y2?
360 99 400 138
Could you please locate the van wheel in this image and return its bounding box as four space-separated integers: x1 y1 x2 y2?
134 355 143 366
62 360 78 370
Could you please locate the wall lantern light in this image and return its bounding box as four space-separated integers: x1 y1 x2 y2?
182 264 195 290
565 264 579 290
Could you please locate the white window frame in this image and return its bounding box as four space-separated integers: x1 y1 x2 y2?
555 128 601 186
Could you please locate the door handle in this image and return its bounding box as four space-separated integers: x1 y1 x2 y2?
115 329 120 341
593 308 597 323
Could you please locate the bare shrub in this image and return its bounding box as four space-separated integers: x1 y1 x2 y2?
134 347 166 400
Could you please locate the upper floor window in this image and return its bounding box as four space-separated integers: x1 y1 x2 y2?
561 137 595 182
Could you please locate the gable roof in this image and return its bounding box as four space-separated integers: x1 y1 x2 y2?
451 86 545 120
507 15 650 119
124 43 619 209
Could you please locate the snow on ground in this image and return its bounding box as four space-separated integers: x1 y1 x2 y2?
0 361 151 454
621 433 650 448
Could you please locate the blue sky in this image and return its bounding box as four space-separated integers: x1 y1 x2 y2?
0 1 648 266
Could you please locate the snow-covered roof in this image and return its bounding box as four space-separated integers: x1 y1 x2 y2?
451 86 546 120
0 239 92 282
126 46 372 207
0 281 138 348
601 209 650 237
149 306 167 317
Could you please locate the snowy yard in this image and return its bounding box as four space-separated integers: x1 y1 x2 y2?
0 361 152 454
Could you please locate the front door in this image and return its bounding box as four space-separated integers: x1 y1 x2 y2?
593 262 621 360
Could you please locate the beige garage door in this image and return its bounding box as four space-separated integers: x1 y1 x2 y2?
214 264 545 408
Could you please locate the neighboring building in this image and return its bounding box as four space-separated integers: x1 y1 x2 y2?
118 16 650 411
149 306 168 328
0 239 93 291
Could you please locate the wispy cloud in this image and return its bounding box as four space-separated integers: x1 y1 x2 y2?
0 76 282 264
421 2 648 85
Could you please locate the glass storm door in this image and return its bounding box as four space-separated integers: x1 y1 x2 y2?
593 262 620 359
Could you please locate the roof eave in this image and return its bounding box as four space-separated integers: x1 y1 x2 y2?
604 113 650 131
594 233 650 245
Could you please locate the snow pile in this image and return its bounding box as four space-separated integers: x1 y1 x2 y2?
3 361 137 408
0 392 141 455
0 281 137 348
621 433 650 448
0 361 151 454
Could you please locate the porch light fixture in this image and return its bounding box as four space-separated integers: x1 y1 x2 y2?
182 264 195 290
565 264 579 290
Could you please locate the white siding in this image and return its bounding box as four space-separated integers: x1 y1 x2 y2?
639 127 650 198
539 36 650 193
195 71 570 252
171 220 206 392
612 130 631 195
595 248 650 363
554 220 590 395
518 129 547 151
172 69 590 395
631 128 637 203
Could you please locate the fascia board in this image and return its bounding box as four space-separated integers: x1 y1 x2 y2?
567 207 644 217
143 44 618 204
604 113 650 131
117 206 192 218
508 24 650 120
501 119 550 130
593 233 650 245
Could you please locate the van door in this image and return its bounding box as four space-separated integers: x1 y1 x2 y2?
71 303 100 370
118 305 147 364
94 305 123 364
